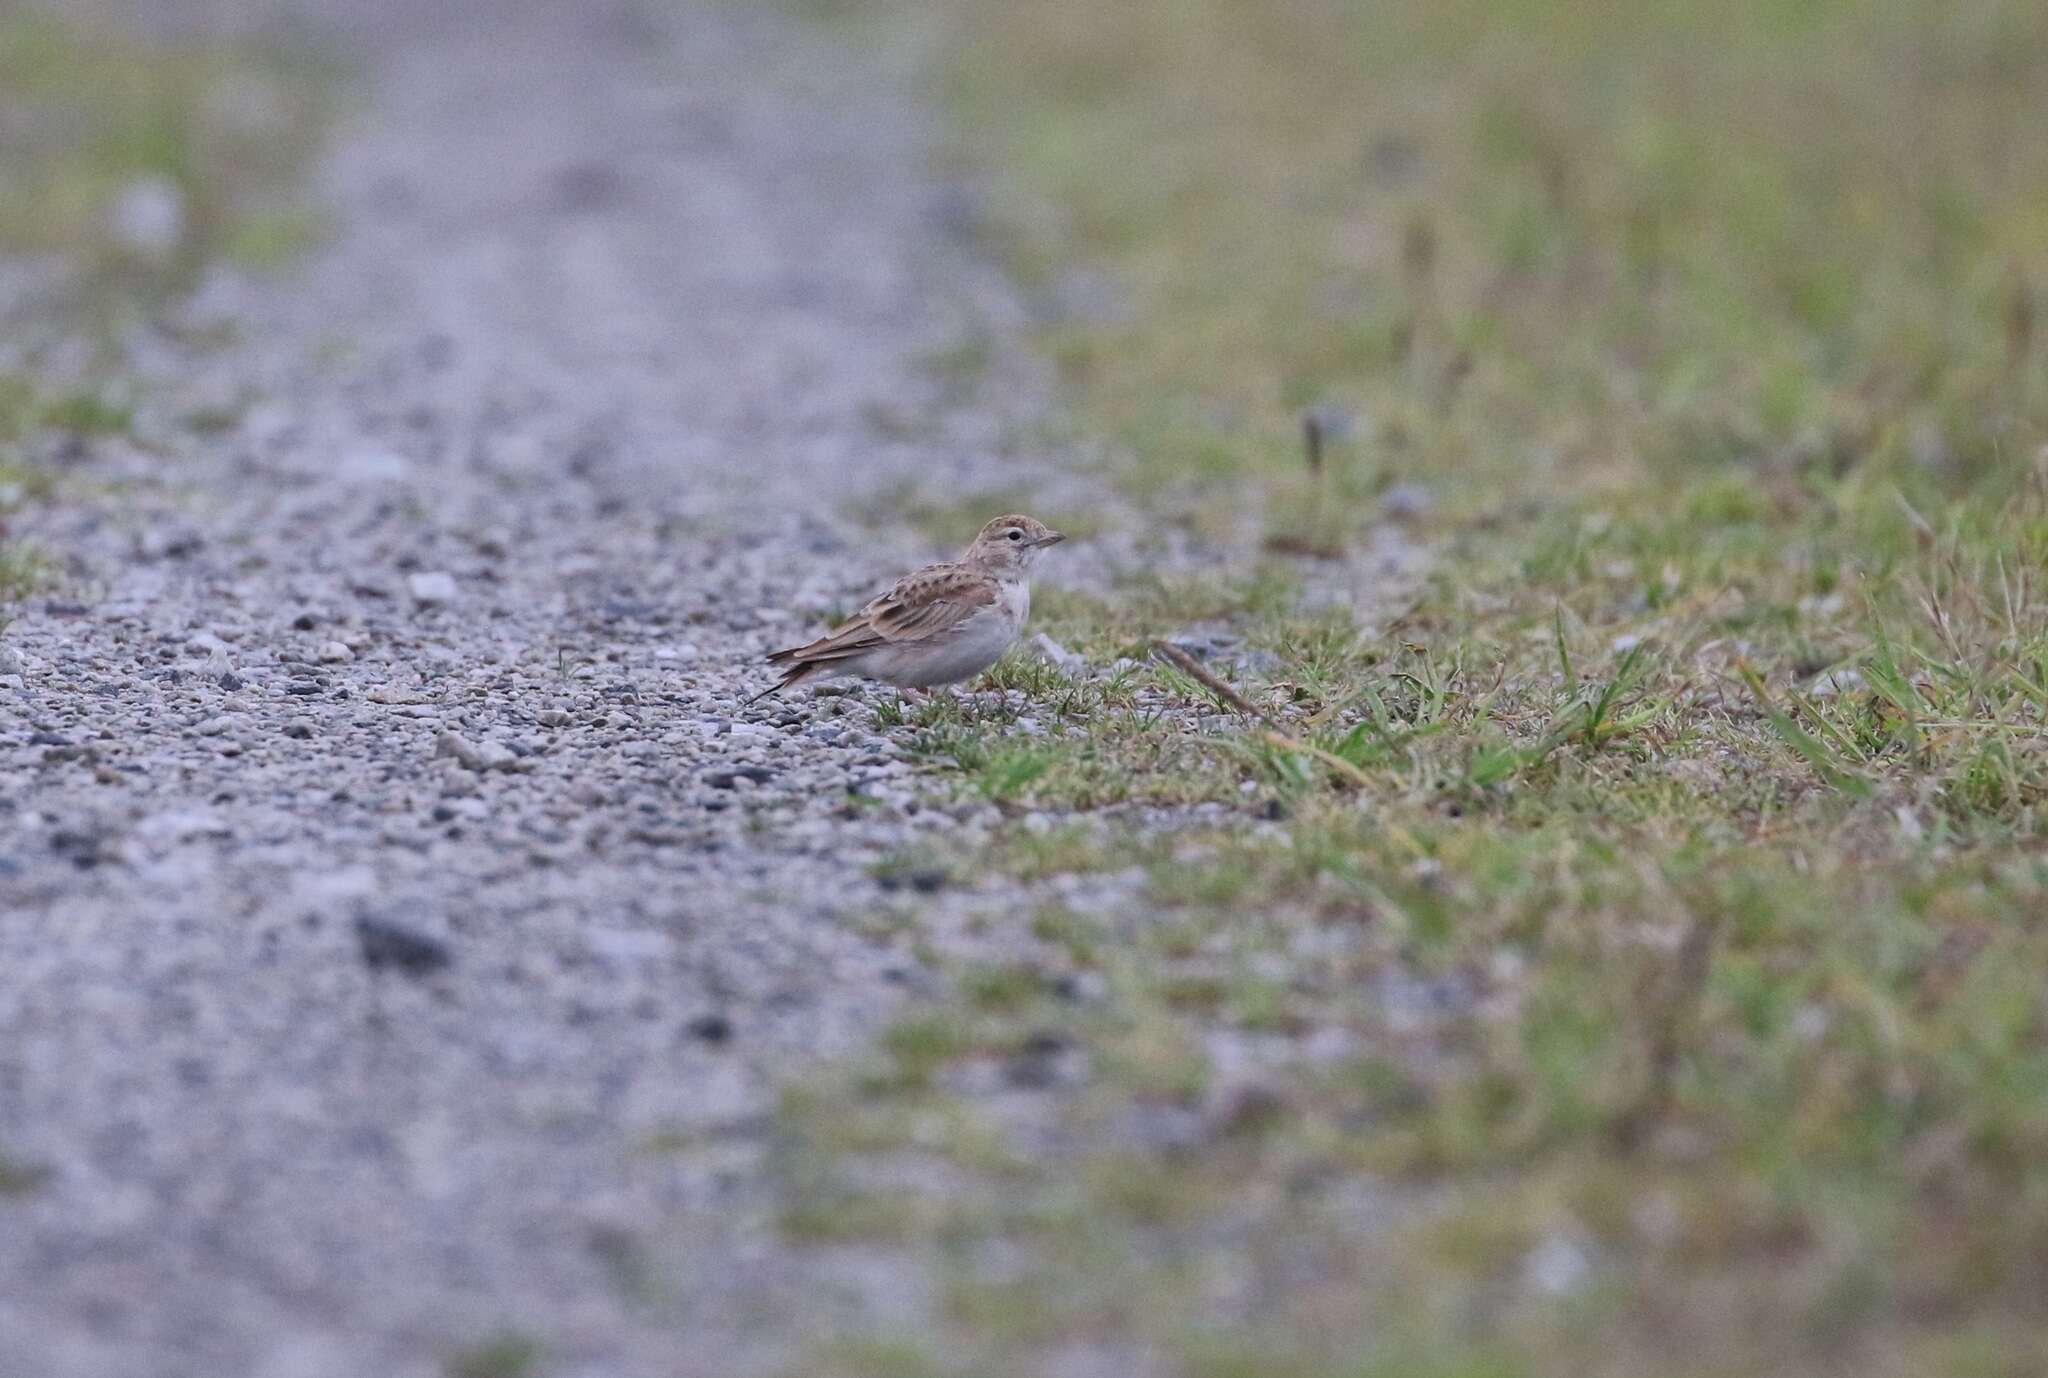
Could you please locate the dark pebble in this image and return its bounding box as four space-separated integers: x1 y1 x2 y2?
1006 1030 1072 1089
908 868 947 894
684 1013 733 1044
354 917 453 976
875 867 948 895
50 829 112 869
703 766 775 789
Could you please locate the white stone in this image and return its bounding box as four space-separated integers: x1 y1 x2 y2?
108 175 186 258
1523 1232 1593 1297
338 449 411 483
584 929 674 965
407 571 459 605
1025 632 1084 673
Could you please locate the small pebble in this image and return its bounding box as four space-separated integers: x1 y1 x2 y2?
354 917 452 976
684 1013 733 1044
407 571 459 605
1380 481 1435 520
704 766 775 789
1026 632 1084 673
108 174 186 258
435 730 486 770
437 730 520 772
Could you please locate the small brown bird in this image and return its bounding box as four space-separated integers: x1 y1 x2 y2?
748 514 1065 704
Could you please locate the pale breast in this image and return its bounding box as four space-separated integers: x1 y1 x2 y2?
857 589 1026 688
999 580 1030 625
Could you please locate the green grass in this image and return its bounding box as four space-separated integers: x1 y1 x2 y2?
773 0 2048 1373
0 373 131 601
0 542 47 609
0 381 53 606
779 813 2048 1374
0 1153 50 1197
443 1334 542 1378
936 0 2047 530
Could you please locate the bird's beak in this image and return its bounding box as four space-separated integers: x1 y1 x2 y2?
1035 531 1066 547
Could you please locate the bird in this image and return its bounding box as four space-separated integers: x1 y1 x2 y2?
748 514 1065 705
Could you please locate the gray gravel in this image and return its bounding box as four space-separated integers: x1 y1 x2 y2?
0 3 1083 1374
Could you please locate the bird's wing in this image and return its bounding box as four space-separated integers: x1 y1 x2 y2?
767 563 998 667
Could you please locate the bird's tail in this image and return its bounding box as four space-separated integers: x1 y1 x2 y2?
744 662 824 707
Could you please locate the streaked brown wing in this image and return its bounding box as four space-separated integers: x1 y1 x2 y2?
765 610 886 665
766 563 996 667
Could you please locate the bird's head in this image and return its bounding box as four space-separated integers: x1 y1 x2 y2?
965 513 1065 574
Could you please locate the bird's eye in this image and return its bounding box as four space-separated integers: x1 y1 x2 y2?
1006 529 1023 541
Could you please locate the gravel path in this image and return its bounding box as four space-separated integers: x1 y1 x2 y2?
1 4 1081 1373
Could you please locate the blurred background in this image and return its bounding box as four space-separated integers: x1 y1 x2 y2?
0 0 328 593
7 0 2044 517
915 0 2048 535
5 1 2048 1375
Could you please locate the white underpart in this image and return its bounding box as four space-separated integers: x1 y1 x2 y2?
842 578 1029 688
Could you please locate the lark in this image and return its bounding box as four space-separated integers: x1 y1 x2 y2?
748 514 1065 704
